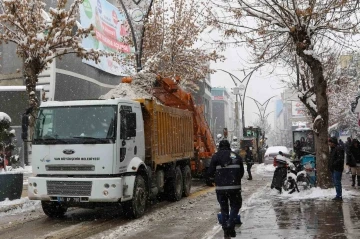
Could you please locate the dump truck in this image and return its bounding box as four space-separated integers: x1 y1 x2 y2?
26 76 216 218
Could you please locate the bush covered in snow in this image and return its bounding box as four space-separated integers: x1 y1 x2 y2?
0 112 20 171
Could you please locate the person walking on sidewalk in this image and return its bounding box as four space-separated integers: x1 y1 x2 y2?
244 146 254 180
349 139 360 187
208 139 244 238
329 137 345 201
345 137 352 174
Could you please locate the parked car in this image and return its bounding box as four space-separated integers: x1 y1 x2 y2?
263 146 289 164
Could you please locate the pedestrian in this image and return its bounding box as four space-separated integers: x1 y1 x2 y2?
345 137 352 174
349 139 360 187
294 140 302 159
328 137 345 201
207 139 244 238
244 146 254 180
338 139 345 150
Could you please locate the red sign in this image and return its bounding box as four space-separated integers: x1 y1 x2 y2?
214 96 224 100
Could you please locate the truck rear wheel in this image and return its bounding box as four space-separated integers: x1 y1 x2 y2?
122 175 148 219
41 201 68 218
167 166 183 201
182 165 192 197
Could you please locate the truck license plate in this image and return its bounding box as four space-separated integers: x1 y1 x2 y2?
57 197 80 203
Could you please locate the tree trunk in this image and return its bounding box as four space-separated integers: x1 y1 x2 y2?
300 54 332 188
23 58 41 103
23 58 42 138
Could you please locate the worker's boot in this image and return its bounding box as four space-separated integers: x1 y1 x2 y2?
247 170 252 180
352 175 356 187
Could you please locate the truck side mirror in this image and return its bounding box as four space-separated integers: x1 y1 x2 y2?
21 114 29 140
126 113 137 138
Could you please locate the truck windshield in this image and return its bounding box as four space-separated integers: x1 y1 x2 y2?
33 105 117 144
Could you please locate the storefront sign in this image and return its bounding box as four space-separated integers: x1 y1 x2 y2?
292 101 306 117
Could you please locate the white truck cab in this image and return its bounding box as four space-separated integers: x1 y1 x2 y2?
28 99 147 218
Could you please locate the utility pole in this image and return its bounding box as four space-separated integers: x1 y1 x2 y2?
232 87 240 139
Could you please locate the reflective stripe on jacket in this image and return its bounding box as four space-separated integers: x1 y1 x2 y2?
208 149 244 191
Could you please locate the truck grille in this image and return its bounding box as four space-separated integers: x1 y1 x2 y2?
46 165 95 171
47 181 92 196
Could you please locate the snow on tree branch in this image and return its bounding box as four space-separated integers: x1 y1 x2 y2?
0 0 118 95
136 0 224 89
209 0 360 188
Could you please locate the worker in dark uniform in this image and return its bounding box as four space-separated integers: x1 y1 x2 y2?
244 146 254 180
208 140 244 238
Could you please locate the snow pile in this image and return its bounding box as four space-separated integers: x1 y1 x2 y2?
1 165 32 174
0 112 11 122
100 73 157 100
0 197 40 215
280 187 360 201
255 163 275 174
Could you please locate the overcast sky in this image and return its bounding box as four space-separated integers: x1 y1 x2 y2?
210 46 287 128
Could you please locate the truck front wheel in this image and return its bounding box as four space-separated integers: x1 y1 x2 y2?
122 175 148 219
41 201 68 218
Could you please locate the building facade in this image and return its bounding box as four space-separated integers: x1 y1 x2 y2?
273 88 311 148
211 87 235 140
0 0 123 101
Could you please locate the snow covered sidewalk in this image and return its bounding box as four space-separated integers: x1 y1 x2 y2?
208 165 360 239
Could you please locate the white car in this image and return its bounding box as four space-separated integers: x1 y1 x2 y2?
263 146 289 164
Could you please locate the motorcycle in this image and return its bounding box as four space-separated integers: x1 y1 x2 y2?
271 152 300 194
271 151 314 194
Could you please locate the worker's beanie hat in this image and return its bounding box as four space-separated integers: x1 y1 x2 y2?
219 139 231 149
329 137 338 145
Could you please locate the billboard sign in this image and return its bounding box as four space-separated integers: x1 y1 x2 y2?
80 0 131 76
292 101 306 117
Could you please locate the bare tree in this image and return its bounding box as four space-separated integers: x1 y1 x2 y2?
139 0 223 86
0 0 113 109
211 0 360 188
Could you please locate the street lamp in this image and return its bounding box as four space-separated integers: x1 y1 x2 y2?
247 96 276 120
217 69 255 136
117 0 154 72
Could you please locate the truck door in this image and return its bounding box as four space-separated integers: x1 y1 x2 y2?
115 103 144 174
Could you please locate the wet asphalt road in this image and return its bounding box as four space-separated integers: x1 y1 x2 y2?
210 171 360 239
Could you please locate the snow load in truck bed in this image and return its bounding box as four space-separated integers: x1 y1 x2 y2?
100 73 157 100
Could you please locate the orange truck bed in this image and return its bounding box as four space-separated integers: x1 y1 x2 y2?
151 76 216 175
136 99 194 169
